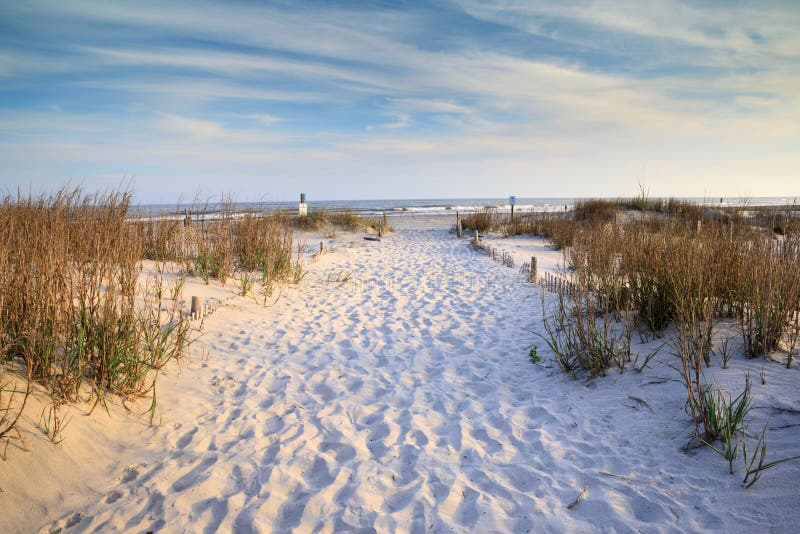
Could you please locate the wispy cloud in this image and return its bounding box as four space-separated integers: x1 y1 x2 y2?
0 0 797 200
156 113 221 140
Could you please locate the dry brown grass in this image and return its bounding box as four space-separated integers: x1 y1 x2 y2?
535 203 800 453
0 189 309 450
0 188 193 449
460 208 499 234
291 208 381 232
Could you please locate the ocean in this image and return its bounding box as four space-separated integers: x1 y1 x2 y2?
130 196 798 218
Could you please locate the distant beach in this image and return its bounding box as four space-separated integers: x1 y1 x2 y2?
131 196 799 218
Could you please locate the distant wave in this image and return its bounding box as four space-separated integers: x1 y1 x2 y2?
130 196 795 218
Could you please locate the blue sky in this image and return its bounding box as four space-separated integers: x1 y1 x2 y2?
0 0 798 202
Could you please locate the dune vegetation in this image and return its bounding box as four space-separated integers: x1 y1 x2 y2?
0 187 314 452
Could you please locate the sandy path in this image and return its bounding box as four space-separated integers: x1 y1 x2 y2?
35 226 800 533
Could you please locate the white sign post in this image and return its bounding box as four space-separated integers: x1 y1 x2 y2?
299 193 308 216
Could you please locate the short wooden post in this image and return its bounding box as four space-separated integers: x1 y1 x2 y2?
191 296 202 320
530 256 538 282
382 210 387 229
183 208 191 228
320 241 324 253
456 212 462 238
378 222 383 238
474 228 480 245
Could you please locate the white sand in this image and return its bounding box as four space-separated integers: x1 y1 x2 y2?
2 215 800 533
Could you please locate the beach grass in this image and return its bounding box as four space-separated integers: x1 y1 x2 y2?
290 208 388 233
0 187 308 448
0 188 193 433
513 196 800 483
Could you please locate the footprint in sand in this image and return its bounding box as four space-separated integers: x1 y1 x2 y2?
40 512 83 534
319 441 356 463
302 457 336 489
121 464 144 483
456 487 481 527
176 427 198 449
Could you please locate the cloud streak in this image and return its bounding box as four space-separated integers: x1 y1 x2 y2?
0 0 797 201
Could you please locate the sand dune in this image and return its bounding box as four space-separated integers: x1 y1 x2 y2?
3 219 798 533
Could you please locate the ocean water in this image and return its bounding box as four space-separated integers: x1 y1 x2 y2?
131 196 797 218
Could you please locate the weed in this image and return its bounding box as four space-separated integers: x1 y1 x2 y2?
529 346 540 364
741 423 800 488
700 375 751 473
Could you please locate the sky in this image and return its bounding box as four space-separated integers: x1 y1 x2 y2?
0 0 798 203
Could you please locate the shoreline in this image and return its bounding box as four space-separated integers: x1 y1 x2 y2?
128 197 800 219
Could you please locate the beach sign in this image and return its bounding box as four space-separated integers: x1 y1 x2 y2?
299 192 308 216
509 195 516 206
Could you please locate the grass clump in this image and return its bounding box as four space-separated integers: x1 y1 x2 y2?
461 208 499 234
137 217 183 262
573 199 618 224
506 212 576 250
0 187 192 446
701 375 751 474
540 228 633 377
526 193 800 485
292 208 382 233
736 238 800 358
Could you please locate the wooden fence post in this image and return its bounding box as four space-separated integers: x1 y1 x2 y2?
191 296 202 320
530 256 538 282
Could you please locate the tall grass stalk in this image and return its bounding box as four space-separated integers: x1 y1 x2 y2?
0 188 192 443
